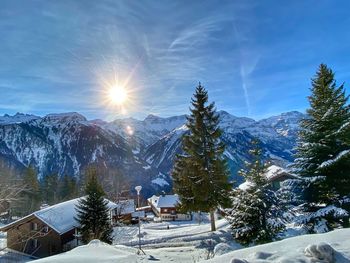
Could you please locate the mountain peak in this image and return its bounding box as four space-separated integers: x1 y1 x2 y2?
144 114 163 122
0 112 40 124
43 112 87 122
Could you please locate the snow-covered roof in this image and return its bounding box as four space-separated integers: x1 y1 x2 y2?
238 181 254 191
148 195 160 205
238 165 296 191
148 194 180 211
265 165 289 180
1 197 116 234
158 194 179 208
115 199 135 215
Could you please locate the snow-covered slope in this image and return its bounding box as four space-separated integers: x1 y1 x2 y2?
30 221 350 263
208 228 350 263
97 114 187 149
0 112 165 196
141 111 304 183
35 240 138 263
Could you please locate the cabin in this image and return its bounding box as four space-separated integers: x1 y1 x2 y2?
147 194 191 221
112 199 135 224
239 165 298 191
0 197 116 258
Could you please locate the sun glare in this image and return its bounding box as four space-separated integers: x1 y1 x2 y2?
109 85 128 105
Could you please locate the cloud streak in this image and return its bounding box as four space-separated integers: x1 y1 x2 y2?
0 1 350 120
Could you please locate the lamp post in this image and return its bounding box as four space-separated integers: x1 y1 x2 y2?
134 185 144 254
135 185 142 208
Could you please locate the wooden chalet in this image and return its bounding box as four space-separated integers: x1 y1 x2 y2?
0 197 116 258
147 194 191 221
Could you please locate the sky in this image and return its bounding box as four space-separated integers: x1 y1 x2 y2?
0 0 350 121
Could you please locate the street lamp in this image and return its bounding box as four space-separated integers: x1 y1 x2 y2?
135 185 142 208
134 185 144 254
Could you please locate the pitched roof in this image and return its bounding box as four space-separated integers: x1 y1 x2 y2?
0 197 116 234
115 199 135 215
157 194 179 208
148 194 179 212
238 165 297 191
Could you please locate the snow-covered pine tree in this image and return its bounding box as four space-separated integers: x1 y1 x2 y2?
172 83 232 231
293 64 350 231
226 140 285 245
75 168 113 244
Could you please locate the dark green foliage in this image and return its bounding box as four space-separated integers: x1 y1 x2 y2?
75 167 113 244
172 83 232 231
41 173 59 204
294 64 350 206
59 175 78 201
21 166 41 215
226 141 285 245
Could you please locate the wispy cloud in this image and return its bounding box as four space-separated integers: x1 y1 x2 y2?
0 0 350 119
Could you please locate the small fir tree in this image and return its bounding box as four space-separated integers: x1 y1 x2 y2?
226 140 285 245
75 168 113 244
172 83 232 231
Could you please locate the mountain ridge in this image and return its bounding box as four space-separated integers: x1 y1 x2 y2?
0 110 305 193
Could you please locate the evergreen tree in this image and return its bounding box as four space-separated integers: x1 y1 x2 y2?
21 166 41 215
59 175 78 201
226 140 285 245
293 64 350 231
172 83 232 231
75 168 113 244
41 173 59 204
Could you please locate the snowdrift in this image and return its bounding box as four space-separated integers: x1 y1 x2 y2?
35 240 137 263
208 228 350 263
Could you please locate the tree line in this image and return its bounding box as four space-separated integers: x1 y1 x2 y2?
0 164 130 219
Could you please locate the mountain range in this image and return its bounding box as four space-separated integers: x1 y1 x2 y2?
0 111 305 196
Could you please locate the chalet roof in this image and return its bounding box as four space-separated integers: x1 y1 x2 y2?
114 199 135 215
0 197 116 234
148 194 179 212
157 194 179 208
238 165 297 191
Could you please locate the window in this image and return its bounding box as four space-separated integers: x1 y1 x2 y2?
42 226 49 233
31 239 38 248
31 222 38 231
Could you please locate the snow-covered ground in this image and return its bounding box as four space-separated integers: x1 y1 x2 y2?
3 218 350 262
208 228 350 263
113 217 234 262
35 227 350 263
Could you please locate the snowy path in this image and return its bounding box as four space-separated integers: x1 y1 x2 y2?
113 218 232 248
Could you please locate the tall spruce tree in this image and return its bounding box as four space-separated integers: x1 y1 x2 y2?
59 175 78 201
21 166 41 215
294 64 350 208
41 173 59 204
75 169 113 244
172 83 232 231
226 140 285 245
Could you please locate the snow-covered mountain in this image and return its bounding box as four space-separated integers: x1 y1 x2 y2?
0 111 305 192
142 111 304 184
0 112 166 196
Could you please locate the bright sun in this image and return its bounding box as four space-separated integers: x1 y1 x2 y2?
108 85 128 105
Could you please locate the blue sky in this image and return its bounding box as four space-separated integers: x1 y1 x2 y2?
0 0 349 121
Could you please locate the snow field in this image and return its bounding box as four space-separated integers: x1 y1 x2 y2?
207 228 350 263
